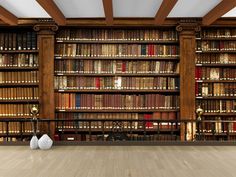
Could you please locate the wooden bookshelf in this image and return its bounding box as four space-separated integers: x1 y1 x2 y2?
195 27 236 139
0 29 39 137
54 28 180 141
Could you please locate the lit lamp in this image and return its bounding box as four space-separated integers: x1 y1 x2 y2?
30 104 39 120
196 105 203 121
30 105 39 150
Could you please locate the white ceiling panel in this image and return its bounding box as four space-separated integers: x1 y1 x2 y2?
222 7 236 17
113 0 163 17
53 0 105 18
168 0 222 17
0 0 50 18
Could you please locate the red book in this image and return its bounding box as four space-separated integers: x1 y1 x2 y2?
122 62 126 73
144 113 153 129
95 77 100 89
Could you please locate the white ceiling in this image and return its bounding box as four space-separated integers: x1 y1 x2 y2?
53 0 105 18
168 0 222 17
0 0 235 19
113 0 163 17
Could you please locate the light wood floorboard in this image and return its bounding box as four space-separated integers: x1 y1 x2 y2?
0 146 235 177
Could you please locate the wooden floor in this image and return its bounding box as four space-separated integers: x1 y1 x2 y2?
0 146 235 177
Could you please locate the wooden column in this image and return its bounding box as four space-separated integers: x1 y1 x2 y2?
34 23 58 138
176 21 200 141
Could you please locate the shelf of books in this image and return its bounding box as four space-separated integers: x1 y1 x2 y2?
54 28 180 141
195 28 236 141
0 29 39 141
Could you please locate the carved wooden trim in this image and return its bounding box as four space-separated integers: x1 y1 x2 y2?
176 19 201 34
33 24 58 32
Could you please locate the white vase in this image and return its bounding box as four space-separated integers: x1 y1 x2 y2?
38 134 53 150
30 135 39 150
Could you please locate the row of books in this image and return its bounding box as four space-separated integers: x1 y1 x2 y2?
197 41 236 51
0 103 37 116
56 112 178 130
196 100 236 113
0 54 38 67
196 83 236 97
0 31 37 50
0 71 39 83
199 121 236 133
0 87 39 100
54 60 179 74
195 53 236 64
56 29 178 41
55 93 180 110
0 122 32 133
54 76 180 90
200 29 236 38
195 67 236 80
55 44 179 57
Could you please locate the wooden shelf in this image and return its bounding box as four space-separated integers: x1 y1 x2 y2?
56 109 179 113
196 80 236 83
196 50 236 53
0 50 38 53
0 133 33 137
55 73 180 77
0 83 39 87
0 99 39 103
54 56 180 60
0 66 38 70
56 39 179 44
0 116 32 119
202 113 236 116
196 37 236 41
196 63 236 67
196 96 236 100
55 89 179 93
56 128 180 133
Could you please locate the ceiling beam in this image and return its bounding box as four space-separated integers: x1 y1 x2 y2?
102 0 113 25
155 0 178 25
202 0 236 26
36 0 66 25
0 6 17 25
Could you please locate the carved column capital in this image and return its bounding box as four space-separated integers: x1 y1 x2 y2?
33 19 58 35
176 19 201 35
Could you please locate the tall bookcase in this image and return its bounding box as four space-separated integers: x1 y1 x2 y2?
195 27 236 140
0 28 39 141
54 28 180 141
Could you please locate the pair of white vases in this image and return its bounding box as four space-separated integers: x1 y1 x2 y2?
30 134 53 150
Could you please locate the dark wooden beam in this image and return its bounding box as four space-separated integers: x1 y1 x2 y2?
36 0 66 25
0 6 17 25
155 0 178 25
102 0 113 25
202 0 236 26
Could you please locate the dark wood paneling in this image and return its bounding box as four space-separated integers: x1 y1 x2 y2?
37 26 56 138
177 22 199 141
